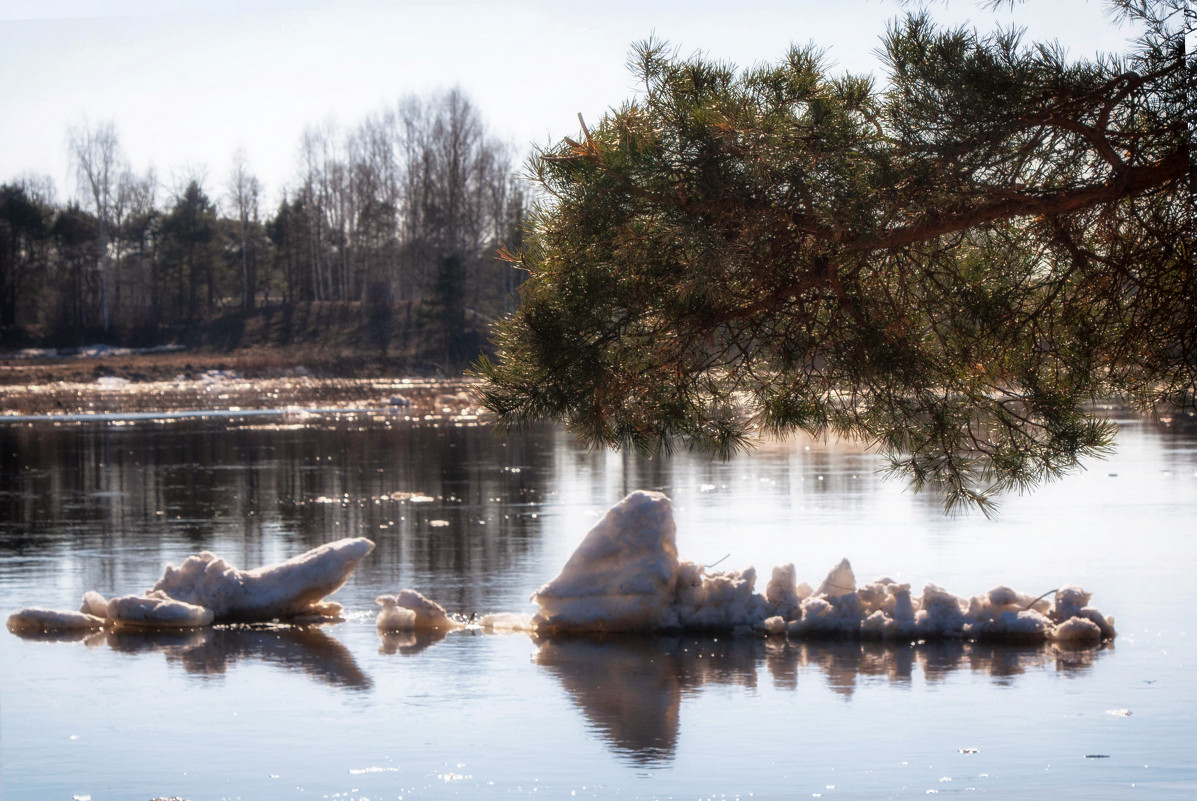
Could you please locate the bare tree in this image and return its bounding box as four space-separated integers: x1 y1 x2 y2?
227 148 262 310
67 118 123 332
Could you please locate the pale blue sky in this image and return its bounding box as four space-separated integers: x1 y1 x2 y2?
0 0 1138 209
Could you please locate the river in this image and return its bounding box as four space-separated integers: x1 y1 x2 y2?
1 410 1194 799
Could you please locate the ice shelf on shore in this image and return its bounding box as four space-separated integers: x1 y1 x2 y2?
7 537 374 632
524 491 1115 643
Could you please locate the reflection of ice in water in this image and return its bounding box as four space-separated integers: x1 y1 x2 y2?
8 624 372 690
536 634 1108 765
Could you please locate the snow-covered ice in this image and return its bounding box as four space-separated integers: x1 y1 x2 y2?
105 591 216 629
150 537 374 623
6 607 106 633
532 490 680 632
9 492 1116 646
523 491 1115 643
7 537 374 633
375 589 462 632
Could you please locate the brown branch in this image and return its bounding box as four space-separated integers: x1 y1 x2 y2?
857 148 1184 252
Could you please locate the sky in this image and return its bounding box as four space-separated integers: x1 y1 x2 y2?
0 0 1142 211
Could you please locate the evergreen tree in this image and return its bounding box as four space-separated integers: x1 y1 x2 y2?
0 185 51 337
160 181 220 320
478 1 1192 512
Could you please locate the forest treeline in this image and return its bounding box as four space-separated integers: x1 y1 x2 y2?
0 88 529 370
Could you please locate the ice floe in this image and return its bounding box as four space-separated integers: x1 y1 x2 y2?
6 607 106 633
8 537 374 633
523 491 1115 643
10 492 1116 647
532 490 679 632
149 537 374 623
375 589 462 633
371 490 1115 644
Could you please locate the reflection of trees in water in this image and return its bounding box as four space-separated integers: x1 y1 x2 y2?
536 634 1110 766
0 419 559 609
549 427 885 526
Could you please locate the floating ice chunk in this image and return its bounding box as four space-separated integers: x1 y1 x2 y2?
377 603 416 630
1052 585 1091 620
7 607 106 633
857 581 891 614
1048 585 1116 638
766 564 800 618
667 562 769 630
891 584 915 623
966 609 1054 642
915 584 969 638
80 591 109 618
106 591 215 629
375 589 461 632
532 490 679 633
515 491 1117 642
149 537 374 623
1049 616 1104 643
817 558 857 598
478 612 536 632
791 591 865 636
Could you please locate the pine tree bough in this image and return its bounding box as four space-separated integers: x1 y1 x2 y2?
476 0 1193 513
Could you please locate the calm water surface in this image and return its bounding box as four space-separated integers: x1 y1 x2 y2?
1 412 1194 800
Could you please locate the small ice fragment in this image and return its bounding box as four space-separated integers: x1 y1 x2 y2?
376 589 461 632
478 612 535 632
80 591 109 618
7 608 106 633
1049 616 1103 643
766 564 800 618
817 558 857 597
106 592 214 629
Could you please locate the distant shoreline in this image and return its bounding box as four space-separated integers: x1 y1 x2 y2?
0 347 481 420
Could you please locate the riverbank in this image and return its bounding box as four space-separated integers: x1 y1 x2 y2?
0 299 494 387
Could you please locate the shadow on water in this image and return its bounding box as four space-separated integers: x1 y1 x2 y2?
10 623 372 690
533 633 1111 767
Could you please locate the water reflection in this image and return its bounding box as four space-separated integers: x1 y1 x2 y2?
535 634 1110 766
10 623 371 690
378 628 449 656
0 418 560 611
